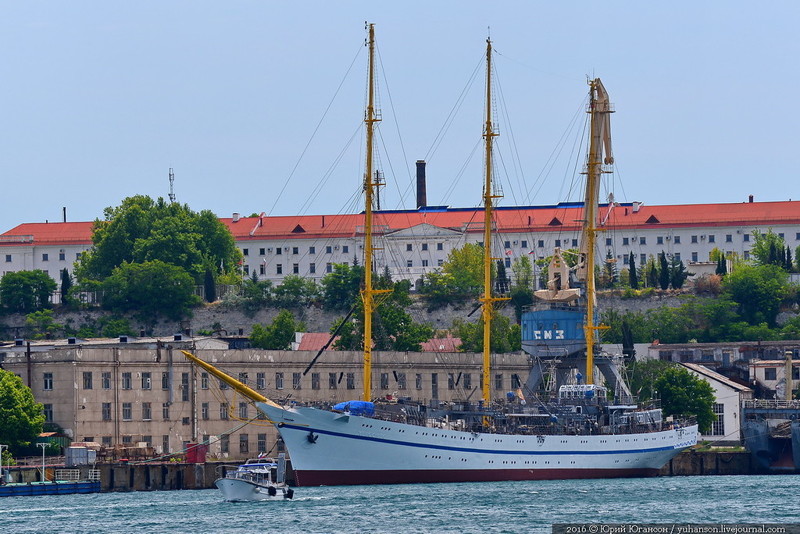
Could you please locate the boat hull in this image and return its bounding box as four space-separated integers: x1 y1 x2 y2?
257 402 697 487
0 481 100 497
215 477 292 501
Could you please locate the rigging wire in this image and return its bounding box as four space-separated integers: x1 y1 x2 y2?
266 43 364 217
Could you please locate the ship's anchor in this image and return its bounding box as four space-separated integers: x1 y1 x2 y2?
307 431 319 444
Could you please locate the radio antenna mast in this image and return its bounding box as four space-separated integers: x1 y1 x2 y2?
168 168 176 203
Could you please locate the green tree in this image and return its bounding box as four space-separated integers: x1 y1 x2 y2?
723 264 793 327
627 359 675 401
59 269 73 305
670 257 689 289
250 310 305 350
321 263 364 311
76 195 241 283
272 275 320 308
0 369 45 453
751 229 787 268
654 366 716 433
25 310 63 339
658 252 670 290
442 243 485 297
101 260 200 321
628 252 638 289
452 314 521 353
509 256 534 323
0 270 58 313
644 255 659 288
204 268 217 303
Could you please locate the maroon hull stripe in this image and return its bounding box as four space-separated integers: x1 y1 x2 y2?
293 467 659 486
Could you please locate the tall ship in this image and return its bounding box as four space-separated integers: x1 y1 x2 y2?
182 25 697 486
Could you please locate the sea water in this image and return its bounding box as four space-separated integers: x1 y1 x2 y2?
0 475 797 534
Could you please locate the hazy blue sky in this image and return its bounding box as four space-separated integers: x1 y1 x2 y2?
1 2 798 232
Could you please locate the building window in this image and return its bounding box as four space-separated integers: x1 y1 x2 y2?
329 372 338 389
310 263 316 274
606 238 613 246
326 246 332 254
292 247 299 255
622 238 629 246
276 264 283 275
380 373 389 390
43 372 53 391
142 402 152 421
622 254 629 265
778 233 784 239
99 371 110 390
406 244 413 251
238 372 248 385
538 240 544 248
397 372 407 390
256 372 266 390
309 246 316 254
504 241 511 249
463 373 472 390
275 372 284 390
162 435 170 454
743 234 750 242
141 372 151 390
657 236 663 245
422 243 429 251
122 403 132 421
121 372 132 390
726 234 733 243
555 239 561 247
639 237 646 245
342 245 349 254
259 248 266 255
674 253 681 261
326 263 332 273
711 403 725 436
691 252 698 262
431 373 438 399
4 254 10 262
43 404 53 422
181 373 189 401
239 434 249 454
691 235 698 243
42 253 49 261
437 243 443 251
346 372 355 390
764 368 777 381
708 234 715 243
239 402 248 419
220 402 229 420
83 372 93 390
521 240 528 248
572 239 578 247
292 373 302 390
293 263 299 274
102 403 112 421
495 373 503 390
311 372 320 390
160 372 169 390
201 402 209 420
257 434 267 453
162 403 170 420
422 259 429 267
259 264 266 275
276 248 282 255
743 251 750 260
437 259 443 266
220 435 229 454
121 436 132 445
200 372 208 390
416 373 423 390
407 260 413 268
242 248 250 257
448 373 455 390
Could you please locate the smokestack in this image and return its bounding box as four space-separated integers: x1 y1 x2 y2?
62 207 66 223
748 195 754 203
416 160 427 209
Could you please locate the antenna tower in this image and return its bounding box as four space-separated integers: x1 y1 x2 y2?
168 168 176 203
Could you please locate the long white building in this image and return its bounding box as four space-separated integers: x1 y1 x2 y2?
1 197 798 287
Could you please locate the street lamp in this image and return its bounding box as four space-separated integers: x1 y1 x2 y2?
37 443 47 483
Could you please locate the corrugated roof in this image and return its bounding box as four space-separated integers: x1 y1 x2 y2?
681 362 753 392
4 200 800 246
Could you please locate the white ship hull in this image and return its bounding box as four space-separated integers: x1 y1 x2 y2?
215 477 292 501
257 402 698 486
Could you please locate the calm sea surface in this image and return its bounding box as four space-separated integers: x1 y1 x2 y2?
0 475 797 534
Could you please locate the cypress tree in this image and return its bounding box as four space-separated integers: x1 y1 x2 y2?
629 252 638 289
786 246 793 272
204 268 217 302
659 252 670 290
60 268 72 303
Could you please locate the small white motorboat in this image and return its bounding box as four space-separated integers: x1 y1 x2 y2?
215 453 294 501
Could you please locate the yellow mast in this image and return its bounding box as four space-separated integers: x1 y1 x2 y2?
361 23 390 402
481 38 503 409
582 79 614 385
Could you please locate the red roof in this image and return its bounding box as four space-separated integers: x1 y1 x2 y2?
295 332 339 351
3 200 800 247
420 334 462 352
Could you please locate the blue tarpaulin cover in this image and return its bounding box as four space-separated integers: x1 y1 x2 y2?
333 401 375 416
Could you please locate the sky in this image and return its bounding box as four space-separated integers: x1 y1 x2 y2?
1 2 798 232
